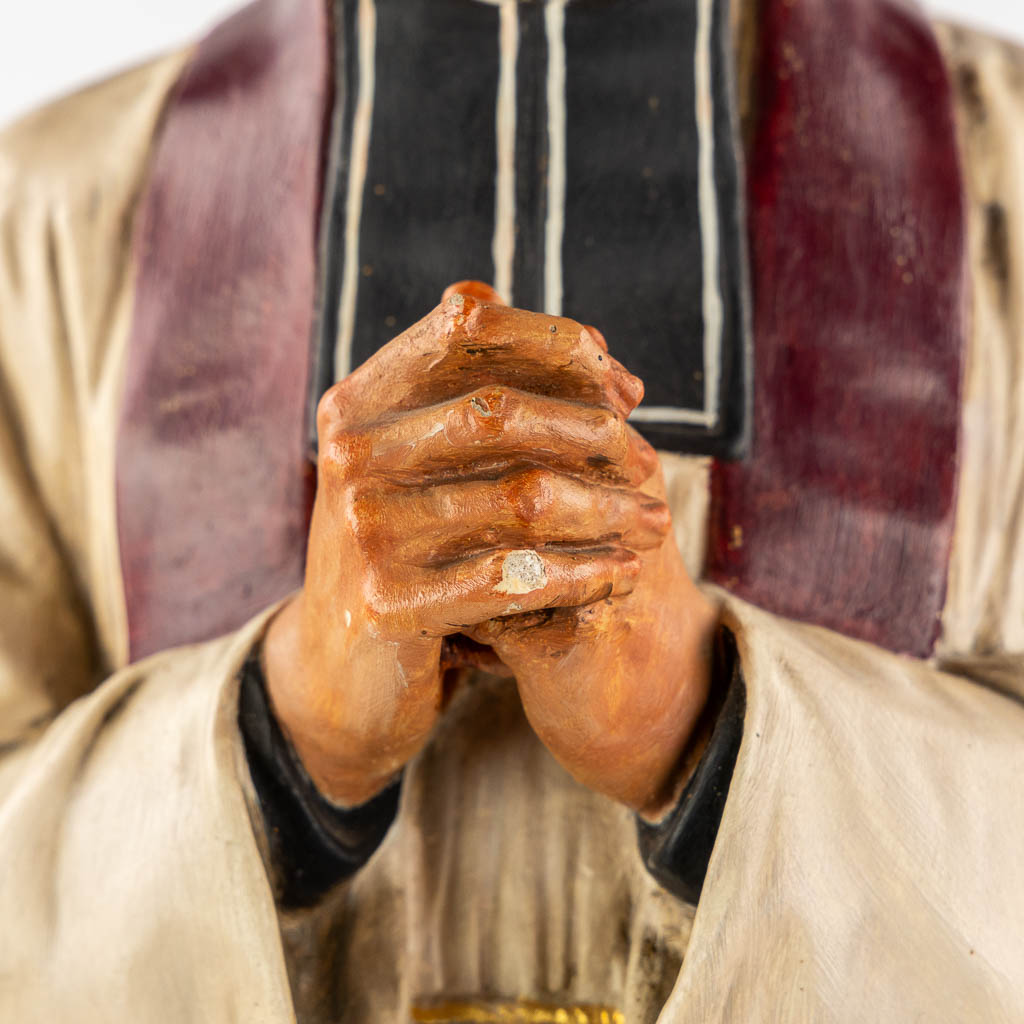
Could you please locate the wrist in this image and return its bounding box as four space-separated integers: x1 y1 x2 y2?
279 728 402 808
627 579 720 818
635 611 725 821
630 585 720 815
262 593 442 806
636 626 746 903
261 595 399 806
238 650 403 905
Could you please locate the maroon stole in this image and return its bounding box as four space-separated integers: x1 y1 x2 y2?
117 0 966 661
708 0 966 657
117 0 329 659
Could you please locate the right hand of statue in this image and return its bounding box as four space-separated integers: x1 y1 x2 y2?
262 283 666 806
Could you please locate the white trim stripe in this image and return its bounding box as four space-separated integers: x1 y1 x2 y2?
543 0 567 317
694 0 723 423
628 405 716 426
631 0 722 427
492 0 518 304
334 0 377 382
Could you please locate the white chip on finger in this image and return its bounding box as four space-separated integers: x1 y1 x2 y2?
494 549 547 595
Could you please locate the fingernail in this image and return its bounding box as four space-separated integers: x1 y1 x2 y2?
442 280 506 306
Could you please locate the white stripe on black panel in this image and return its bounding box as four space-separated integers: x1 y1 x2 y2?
544 0 567 317
493 0 519 304
630 0 721 426
340 0 502 377
334 0 377 383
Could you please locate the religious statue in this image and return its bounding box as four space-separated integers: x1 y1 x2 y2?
0 0 1022 1020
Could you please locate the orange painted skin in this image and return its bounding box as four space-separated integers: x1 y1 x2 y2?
263 282 719 819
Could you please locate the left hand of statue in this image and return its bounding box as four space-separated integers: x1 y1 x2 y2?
463 309 719 819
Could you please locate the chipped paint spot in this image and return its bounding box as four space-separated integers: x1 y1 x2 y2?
469 396 494 417
344 609 352 628
495 550 547 595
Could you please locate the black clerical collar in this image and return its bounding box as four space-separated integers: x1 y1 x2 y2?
313 0 750 457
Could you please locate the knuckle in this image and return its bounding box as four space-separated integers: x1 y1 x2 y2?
466 385 509 417
621 551 644 579
342 485 383 546
321 429 370 480
477 528 503 549
315 382 350 437
651 502 672 534
617 544 642 567
484 549 508 578
571 602 607 631
440 291 478 337
505 468 555 523
361 571 393 620
633 495 671 534
593 408 628 452
449 386 511 442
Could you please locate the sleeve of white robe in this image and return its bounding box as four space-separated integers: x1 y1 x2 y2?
659 25 1024 1019
0 57 299 1022
658 596 1024 1023
0 614 299 1021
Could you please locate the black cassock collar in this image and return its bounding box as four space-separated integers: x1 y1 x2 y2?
313 0 750 457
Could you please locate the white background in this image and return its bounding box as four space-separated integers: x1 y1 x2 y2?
1 1 1023 130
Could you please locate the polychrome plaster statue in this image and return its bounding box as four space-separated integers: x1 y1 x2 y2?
0 0 1023 1021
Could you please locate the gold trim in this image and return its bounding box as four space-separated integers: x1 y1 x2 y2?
411 998 625 1024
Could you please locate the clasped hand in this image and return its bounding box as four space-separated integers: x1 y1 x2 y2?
264 282 718 818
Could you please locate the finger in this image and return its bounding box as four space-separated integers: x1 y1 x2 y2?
377 468 671 565
627 424 660 486
387 547 642 636
417 296 644 416
441 279 507 305
318 295 644 431
323 386 659 486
